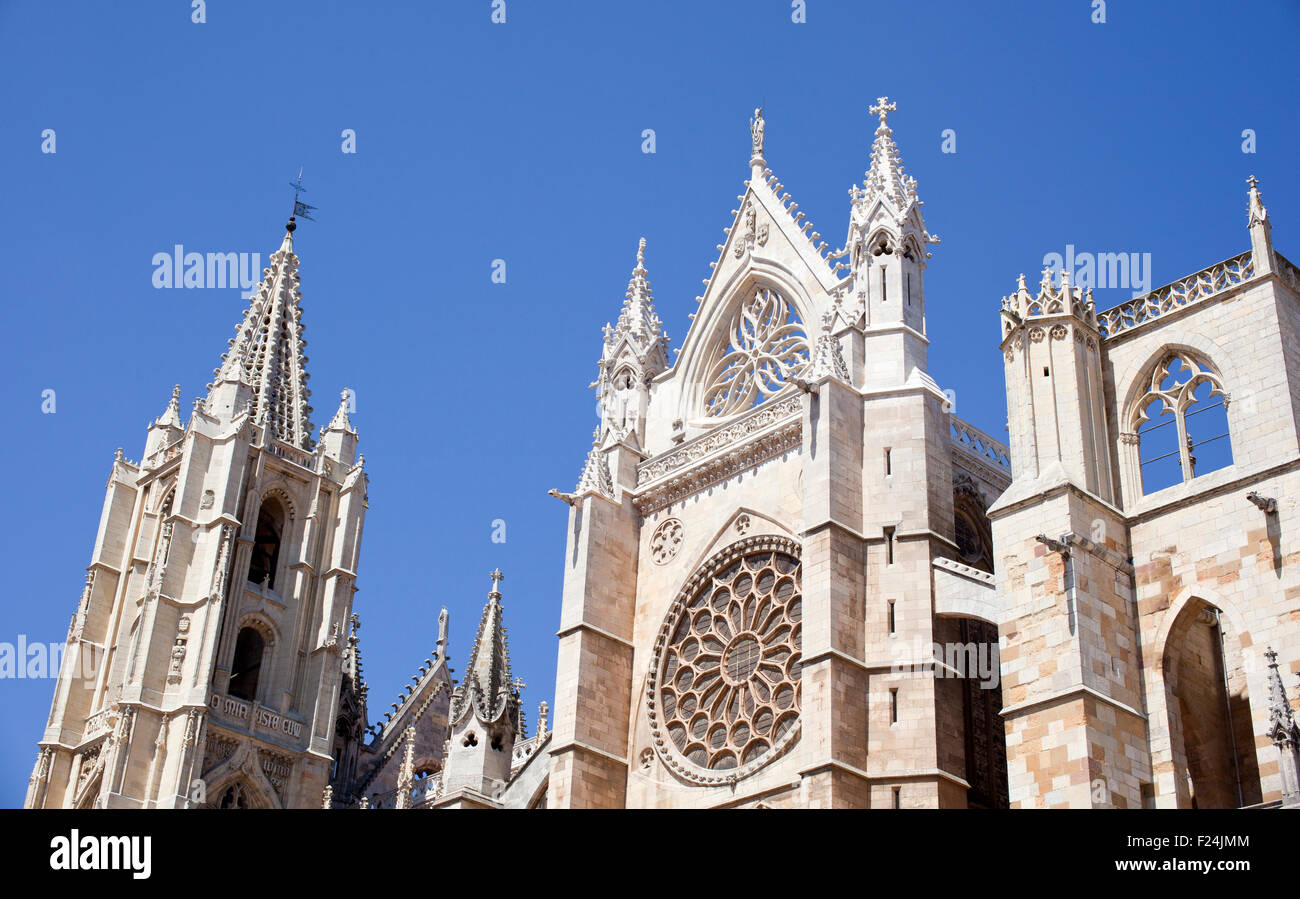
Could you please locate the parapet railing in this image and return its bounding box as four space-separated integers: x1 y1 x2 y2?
950 416 1011 475
1096 251 1254 339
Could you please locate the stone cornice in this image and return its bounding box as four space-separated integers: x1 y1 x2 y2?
555 620 634 649
634 396 802 513
797 758 972 791
802 647 869 671
999 683 1146 722
547 739 629 767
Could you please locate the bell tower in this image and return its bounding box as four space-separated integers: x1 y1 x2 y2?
26 212 369 809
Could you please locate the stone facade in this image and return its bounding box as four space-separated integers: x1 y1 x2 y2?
541 105 1299 810
990 176 1300 808
26 101 1300 812
545 101 1013 809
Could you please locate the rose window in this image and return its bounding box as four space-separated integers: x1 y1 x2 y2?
701 287 810 419
647 536 802 784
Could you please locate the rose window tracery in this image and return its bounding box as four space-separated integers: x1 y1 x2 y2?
647 537 802 784
650 518 684 565
702 288 810 419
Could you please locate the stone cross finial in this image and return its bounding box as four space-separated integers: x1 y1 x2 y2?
636 237 646 270
869 96 897 127
1248 174 1259 191
511 676 526 694
489 568 504 597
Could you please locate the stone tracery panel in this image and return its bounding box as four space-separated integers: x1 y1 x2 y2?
701 287 810 419
647 536 802 785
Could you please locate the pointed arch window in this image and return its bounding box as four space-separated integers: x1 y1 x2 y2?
248 499 284 588
228 626 265 702
217 784 249 809
701 287 810 419
1134 355 1233 494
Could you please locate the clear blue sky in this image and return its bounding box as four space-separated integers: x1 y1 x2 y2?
1 0 1296 807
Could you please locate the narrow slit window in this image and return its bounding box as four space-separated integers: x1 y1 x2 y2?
884 526 896 565
906 272 911 306
888 600 896 635
893 786 902 809
881 266 887 303
890 688 899 723
884 447 892 476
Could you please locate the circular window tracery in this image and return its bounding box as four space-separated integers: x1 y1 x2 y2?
647 536 802 784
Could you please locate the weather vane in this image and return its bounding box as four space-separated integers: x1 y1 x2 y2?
289 167 318 222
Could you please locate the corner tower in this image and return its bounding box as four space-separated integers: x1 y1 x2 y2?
843 97 941 389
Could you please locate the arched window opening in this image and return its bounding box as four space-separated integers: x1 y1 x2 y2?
228 626 265 702
953 503 994 574
1135 355 1233 495
956 617 1009 809
1162 601 1262 808
217 784 248 809
701 286 810 419
248 500 283 588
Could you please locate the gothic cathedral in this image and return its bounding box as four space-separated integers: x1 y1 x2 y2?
26 99 1300 810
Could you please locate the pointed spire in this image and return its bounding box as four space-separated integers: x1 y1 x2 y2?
848 97 939 249
324 389 356 433
606 237 669 366
1247 174 1276 276
343 613 367 700
860 97 909 204
436 607 449 658
1267 647 1298 743
1248 174 1269 227
208 219 314 448
156 385 184 429
590 238 670 445
451 570 518 727
574 427 614 497
808 312 849 381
